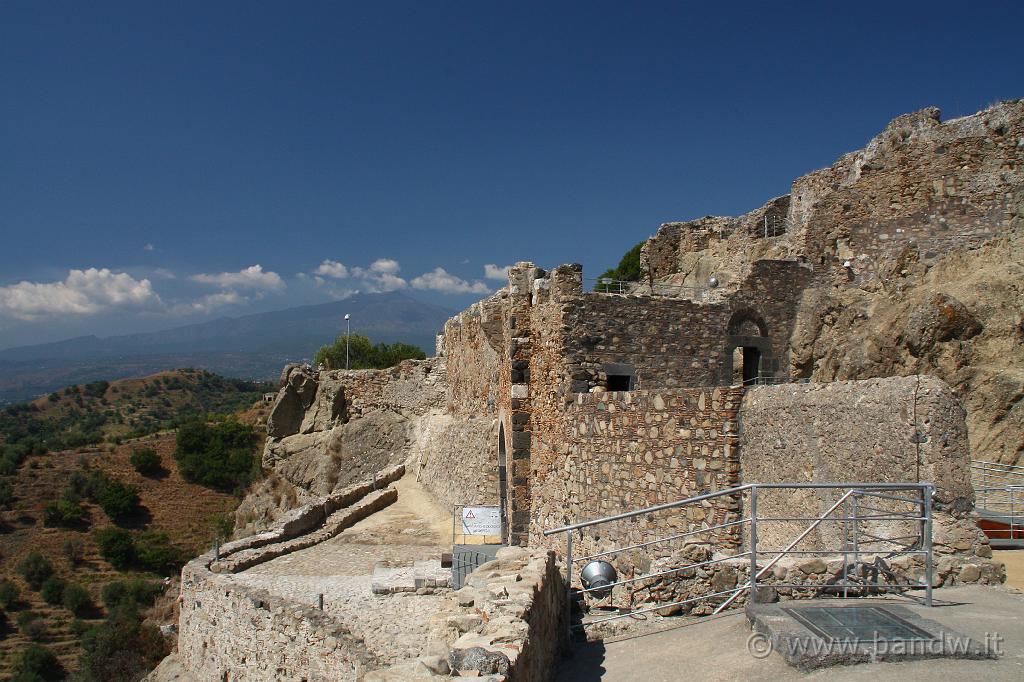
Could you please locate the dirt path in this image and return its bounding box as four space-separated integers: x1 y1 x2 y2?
244 471 451 577
233 472 455 665
993 549 1024 590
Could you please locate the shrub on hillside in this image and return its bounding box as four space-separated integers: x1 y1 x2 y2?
42 498 87 527
76 603 167 682
95 528 135 570
133 532 184 573
62 583 92 618
83 380 110 399
17 553 54 590
129 448 161 476
97 479 141 520
39 578 65 606
0 579 21 609
174 419 259 492
0 478 13 509
101 579 162 611
62 537 85 566
94 529 183 574
16 611 48 642
12 644 63 681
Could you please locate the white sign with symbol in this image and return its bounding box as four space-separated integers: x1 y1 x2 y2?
461 506 501 535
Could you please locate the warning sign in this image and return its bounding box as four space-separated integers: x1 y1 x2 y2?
460 506 501 536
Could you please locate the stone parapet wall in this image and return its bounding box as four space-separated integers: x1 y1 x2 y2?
178 561 376 681
227 464 406 556
177 467 407 681
212 487 398 574
322 358 446 421
365 548 566 682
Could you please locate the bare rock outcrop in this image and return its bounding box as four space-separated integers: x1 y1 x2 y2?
238 360 447 537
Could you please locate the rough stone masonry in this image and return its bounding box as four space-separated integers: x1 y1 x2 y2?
162 102 1020 681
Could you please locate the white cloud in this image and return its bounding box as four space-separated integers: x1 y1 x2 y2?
362 271 407 293
369 258 400 275
411 267 491 295
0 268 160 320
143 243 155 252
483 263 513 281
313 260 349 279
180 291 245 314
308 258 408 292
149 268 176 280
192 264 285 290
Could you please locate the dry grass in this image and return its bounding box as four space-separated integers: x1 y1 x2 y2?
0 433 241 677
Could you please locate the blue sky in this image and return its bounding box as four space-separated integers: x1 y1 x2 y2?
1 1 1021 349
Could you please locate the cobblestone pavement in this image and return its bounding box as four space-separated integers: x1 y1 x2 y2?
237 473 455 664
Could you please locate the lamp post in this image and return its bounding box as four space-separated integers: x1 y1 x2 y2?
344 314 351 370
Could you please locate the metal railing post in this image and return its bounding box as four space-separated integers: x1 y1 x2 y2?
842 493 850 599
1011 487 1017 540
923 486 933 607
565 531 574 638
749 486 758 603
851 494 859 591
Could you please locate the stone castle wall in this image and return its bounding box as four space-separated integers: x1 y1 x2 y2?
561 295 731 389
414 413 500 513
178 564 373 681
789 104 1024 279
529 387 745 559
321 358 446 421
739 376 984 555
641 103 1023 290
441 295 504 417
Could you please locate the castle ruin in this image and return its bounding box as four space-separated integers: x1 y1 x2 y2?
165 101 1022 681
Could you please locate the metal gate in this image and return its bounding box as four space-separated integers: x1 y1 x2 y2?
451 544 502 590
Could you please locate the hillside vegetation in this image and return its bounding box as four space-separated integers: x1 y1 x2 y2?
0 369 273 468
0 370 271 680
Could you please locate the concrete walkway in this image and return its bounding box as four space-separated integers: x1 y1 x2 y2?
556 586 1024 681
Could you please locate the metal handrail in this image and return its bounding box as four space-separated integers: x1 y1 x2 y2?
588 278 711 301
972 460 1024 472
972 461 1024 544
543 482 931 535
545 482 934 633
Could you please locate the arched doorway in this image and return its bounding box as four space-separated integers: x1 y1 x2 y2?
497 423 509 544
725 309 771 386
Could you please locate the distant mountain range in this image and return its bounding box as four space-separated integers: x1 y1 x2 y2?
0 292 454 403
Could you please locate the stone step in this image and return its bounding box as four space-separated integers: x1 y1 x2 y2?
211 487 399 573
371 560 452 594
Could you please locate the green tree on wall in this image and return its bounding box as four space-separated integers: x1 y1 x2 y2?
594 241 644 290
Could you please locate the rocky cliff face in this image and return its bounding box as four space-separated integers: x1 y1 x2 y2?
790 226 1023 465
641 100 1024 467
234 361 447 537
